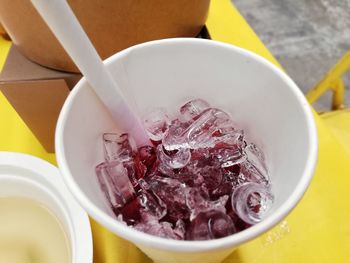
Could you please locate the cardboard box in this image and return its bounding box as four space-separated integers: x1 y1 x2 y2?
0 46 81 152
0 0 210 153
0 0 210 72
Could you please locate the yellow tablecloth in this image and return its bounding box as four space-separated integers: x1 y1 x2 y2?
1 1 350 262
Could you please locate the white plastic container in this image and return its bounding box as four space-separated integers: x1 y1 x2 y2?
0 152 93 263
55 38 318 263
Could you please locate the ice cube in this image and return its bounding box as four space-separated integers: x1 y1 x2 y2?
138 190 167 219
184 109 217 149
211 128 246 168
165 160 205 186
224 165 249 188
105 162 136 203
231 182 274 224
156 145 191 169
177 150 220 187
210 165 240 198
131 156 147 182
190 148 210 162
208 211 236 239
212 108 231 125
143 108 170 141
103 133 135 162
134 212 184 240
240 161 269 185
138 146 157 169
179 98 210 122
162 119 189 151
173 171 205 187
210 180 234 198
244 143 269 183
95 161 136 208
148 176 190 221
213 145 247 168
186 213 211 240
174 219 186 239
157 161 176 177
185 187 228 220
184 108 231 149
186 210 235 240
117 197 142 225
213 128 245 147
223 164 241 179
200 165 223 191
121 160 140 190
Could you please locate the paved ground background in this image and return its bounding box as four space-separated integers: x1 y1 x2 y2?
233 0 350 111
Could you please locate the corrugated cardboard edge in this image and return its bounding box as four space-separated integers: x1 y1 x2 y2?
0 45 81 86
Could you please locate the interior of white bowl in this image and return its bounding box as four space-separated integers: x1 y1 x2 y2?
0 175 72 245
0 152 92 263
56 39 317 252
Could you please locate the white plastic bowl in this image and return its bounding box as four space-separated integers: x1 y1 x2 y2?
56 38 317 263
0 152 93 263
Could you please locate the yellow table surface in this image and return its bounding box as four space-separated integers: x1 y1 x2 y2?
1 1 350 262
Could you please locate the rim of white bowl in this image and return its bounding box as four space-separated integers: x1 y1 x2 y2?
55 38 318 252
0 151 93 262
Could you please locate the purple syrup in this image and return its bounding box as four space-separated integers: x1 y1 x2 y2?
95 99 273 240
